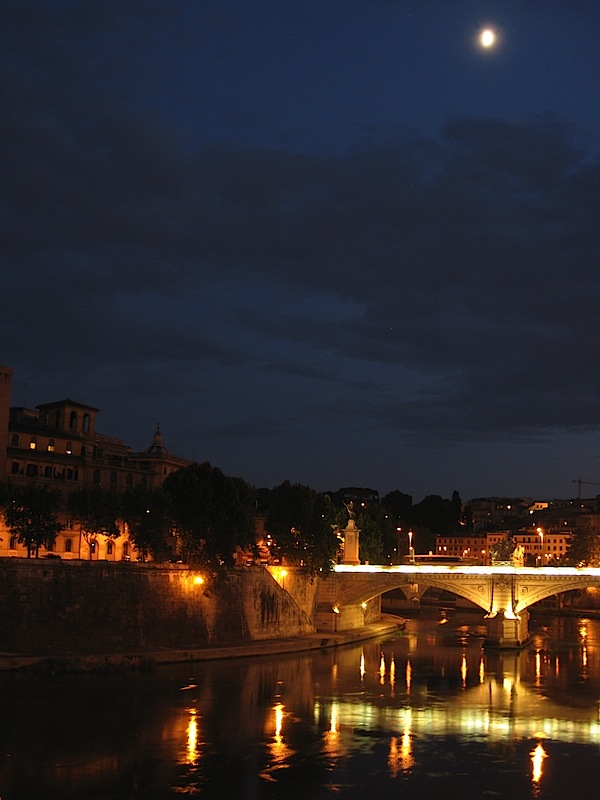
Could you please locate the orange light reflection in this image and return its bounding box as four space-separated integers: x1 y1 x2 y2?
530 742 547 784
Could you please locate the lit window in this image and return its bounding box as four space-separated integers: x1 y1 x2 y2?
66 441 73 455
48 439 55 452
29 437 37 450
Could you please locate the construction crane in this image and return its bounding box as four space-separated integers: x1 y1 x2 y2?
572 478 600 499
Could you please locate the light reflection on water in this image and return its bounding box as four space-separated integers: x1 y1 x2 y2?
0 613 599 799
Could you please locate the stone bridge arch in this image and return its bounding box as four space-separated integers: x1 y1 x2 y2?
320 573 491 612
315 566 600 649
512 573 600 613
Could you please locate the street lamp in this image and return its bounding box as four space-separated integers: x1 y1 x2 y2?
537 527 544 566
408 529 414 563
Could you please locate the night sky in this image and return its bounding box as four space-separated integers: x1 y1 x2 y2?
1 1 599 502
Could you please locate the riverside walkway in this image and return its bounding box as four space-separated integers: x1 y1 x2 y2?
0 617 405 672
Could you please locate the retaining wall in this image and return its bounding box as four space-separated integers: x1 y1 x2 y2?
0 560 318 656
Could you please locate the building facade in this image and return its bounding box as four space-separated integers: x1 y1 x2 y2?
435 528 574 566
0 366 191 560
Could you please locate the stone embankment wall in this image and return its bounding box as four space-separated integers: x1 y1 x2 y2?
0 560 318 656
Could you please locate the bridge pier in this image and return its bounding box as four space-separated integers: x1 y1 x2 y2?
484 610 530 649
315 603 367 633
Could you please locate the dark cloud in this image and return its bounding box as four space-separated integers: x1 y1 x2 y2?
1 0 598 497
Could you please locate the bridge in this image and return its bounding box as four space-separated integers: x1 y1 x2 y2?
314 563 600 648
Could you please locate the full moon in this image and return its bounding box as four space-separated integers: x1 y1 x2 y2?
480 29 496 47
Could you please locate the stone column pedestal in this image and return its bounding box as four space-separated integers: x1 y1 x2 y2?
341 520 360 565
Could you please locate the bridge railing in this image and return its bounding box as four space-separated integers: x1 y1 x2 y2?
334 563 600 577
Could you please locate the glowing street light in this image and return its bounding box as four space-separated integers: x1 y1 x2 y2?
408 529 414 563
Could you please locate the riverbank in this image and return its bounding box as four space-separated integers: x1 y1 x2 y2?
0 615 406 673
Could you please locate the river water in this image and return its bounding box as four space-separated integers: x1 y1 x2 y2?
0 612 599 799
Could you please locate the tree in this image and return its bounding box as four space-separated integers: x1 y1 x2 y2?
332 497 388 565
355 510 385 564
1 481 62 558
380 490 414 560
162 462 256 572
265 481 339 575
69 487 121 559
489 536 517 564
410 494 463 553
381 490 413 521
564 526 600 567
121 485 176 562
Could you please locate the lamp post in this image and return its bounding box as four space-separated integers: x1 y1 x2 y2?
537 527 543 566
408 529 414 563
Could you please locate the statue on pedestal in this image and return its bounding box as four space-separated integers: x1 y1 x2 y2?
341 502 360 564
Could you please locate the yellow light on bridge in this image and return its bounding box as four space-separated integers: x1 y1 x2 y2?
193 575 205 586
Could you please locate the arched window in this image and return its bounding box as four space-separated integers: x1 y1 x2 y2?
10 433 19 447
69 411 77 430
64 539 72 553
107 542 113 555
110 471 117 489
29 436 37 450
66 441 73 455
123 542 130 558
9 535 17 549
83 413 90 432
93 469 101 485
48 439 55 452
